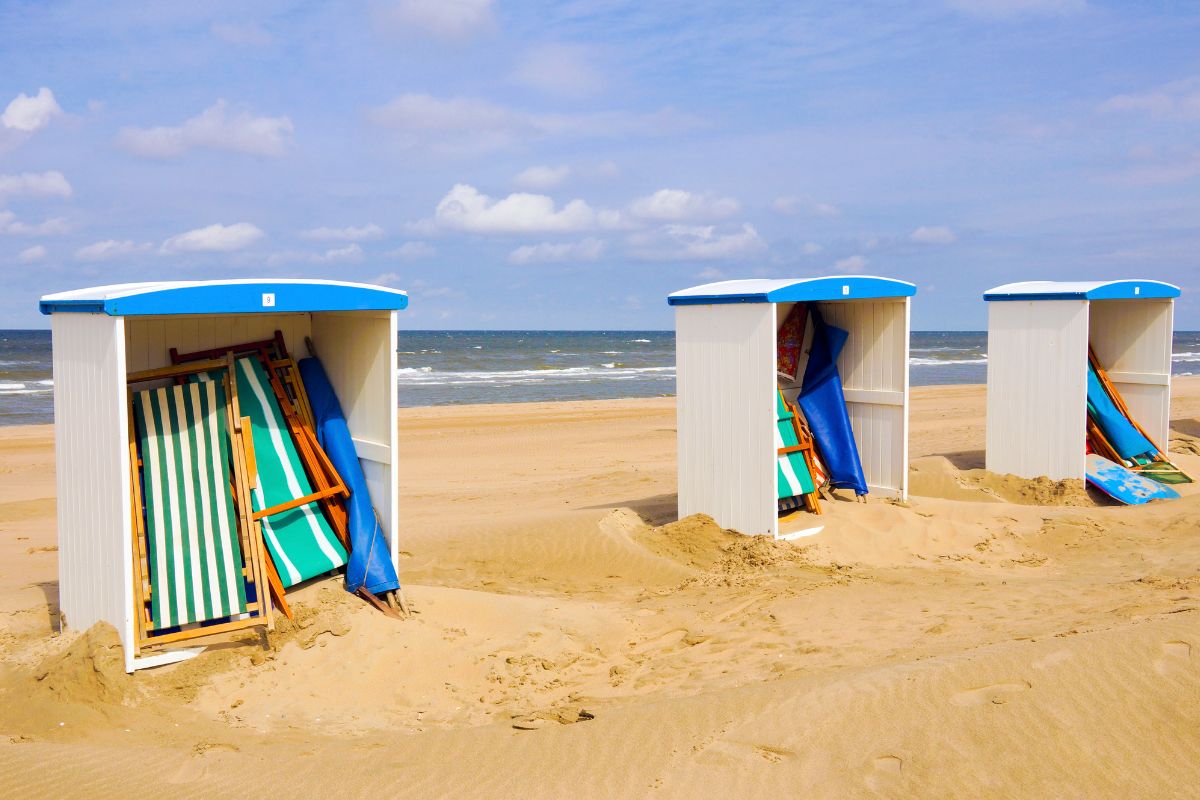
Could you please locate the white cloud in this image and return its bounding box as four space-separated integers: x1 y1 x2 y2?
696 267 725 281
211 22 274 46
508 237 606 264
910 225 957 244
946 0 1085 17
512 44 605 97
629 189 739 222
161 222 264 253
17 244 46 262
633 223 766 261
834 254 868 272
117 100 293 159
802 242 824 255
0 171 72 198
514 164 571 190
300 223 385 241
372 272 404 287
1108 149 1200 186
369 93 701 153
0 210 69 236
75 239 151 261
267 243 363 266
374 0 494 40
431 183 620 234
391 241 437 259
1099 77 1200 120
773 195 840 217
2 88 61 133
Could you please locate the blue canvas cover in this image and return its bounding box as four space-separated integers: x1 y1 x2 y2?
1086 363 1155 461
298 357 401 596
797 307 869 496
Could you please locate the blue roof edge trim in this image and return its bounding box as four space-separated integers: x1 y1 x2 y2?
40 281 409 316
983 280 1180 301
668 276 916 306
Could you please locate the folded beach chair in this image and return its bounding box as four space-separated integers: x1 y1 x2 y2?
1087 347 1192 484
227 356 349 588
777 390 819 514
128 359 271 652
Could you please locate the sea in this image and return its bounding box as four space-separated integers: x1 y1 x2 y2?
3 329 1199 427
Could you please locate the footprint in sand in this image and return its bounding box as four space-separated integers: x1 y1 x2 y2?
951 680 1031 707
864 755 905 791
697 740 796 766
1154 641 1192 675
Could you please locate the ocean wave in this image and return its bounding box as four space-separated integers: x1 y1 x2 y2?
1173 352 1200 362
910 357 987 366
0 382 26 390
630 339 652 343
397 365 675 387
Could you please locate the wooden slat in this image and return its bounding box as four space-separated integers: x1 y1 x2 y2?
252 484 345 520
126 359 228 384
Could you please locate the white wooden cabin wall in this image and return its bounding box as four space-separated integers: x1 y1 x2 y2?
676 303 776 536
986 300 1089 479
813 298 909 498
123 313 312 372
51 314 134 665
1089 299 1173 448
310 311 399 564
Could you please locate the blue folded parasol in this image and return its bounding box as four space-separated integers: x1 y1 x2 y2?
299 356 401 596
797 307 869 496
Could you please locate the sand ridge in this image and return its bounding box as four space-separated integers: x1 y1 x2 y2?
1 378 1200 797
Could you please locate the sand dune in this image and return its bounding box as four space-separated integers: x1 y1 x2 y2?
2 379 1200 797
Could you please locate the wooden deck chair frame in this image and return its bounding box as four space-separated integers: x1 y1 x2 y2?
126 356 273 654
777 390 822 516
170 335 354 618
1088 346 1193 483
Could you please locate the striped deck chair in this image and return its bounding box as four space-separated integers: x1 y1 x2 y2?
229 356 348 587
129 367 271 651
777 390 819 514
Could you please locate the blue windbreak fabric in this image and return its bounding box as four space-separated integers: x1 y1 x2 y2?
1087 363 1155 461
298 357 401 596
797 307 869 496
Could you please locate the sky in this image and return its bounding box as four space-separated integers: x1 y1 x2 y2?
0 0 1198 330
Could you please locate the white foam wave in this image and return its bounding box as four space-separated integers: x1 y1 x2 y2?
1173 352 1200 362
630 339 651 343
910 357 987 366
397 365 675 387
0 382 27 390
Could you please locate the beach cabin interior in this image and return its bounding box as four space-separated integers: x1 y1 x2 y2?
669 276 915 538
40 279 406 671
984 279 1180 481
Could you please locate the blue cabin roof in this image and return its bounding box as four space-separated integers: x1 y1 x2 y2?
39 279 409 316
667 276 916 306
983 280 1180 301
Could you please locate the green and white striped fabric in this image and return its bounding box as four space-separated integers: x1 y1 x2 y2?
134 380 248 630
776 391 816 501
230 356 347 587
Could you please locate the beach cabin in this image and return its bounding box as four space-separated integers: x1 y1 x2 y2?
39 279 407 671
984 279 1179 480
669 276 915 538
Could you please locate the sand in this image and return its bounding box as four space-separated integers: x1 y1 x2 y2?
2 379 1200 797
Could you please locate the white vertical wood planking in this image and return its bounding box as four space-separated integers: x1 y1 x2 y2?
676 304 776 536
123 313 312 372
986 300 1089 479
51 314 134 665
1090 299 1174 448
